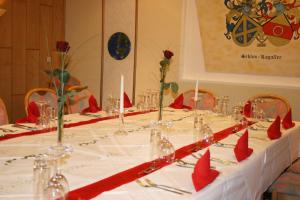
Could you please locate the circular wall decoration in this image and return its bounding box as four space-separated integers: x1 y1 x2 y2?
107 32 131 60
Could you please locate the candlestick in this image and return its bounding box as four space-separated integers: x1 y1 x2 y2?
120 75 124 114
194 80 199 102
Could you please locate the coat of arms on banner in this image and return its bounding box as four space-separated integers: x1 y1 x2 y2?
224 0 300 47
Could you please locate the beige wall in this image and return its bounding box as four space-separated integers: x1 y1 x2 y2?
135 0 184 104
102 0 136 107
65 0 300 120
65 0 102 102
180 0 300 120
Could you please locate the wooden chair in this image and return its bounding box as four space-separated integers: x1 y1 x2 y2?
269 159 300 200
24 88 57 115
0 98 9 125
66 86 94 114
48 76 81 90
183 89 216 110
248 94 290 119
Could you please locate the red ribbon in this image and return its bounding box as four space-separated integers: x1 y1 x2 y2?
67 122 249 200
0 111 153 142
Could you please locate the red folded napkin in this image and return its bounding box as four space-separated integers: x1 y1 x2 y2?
234 130 253 162
81 95 101 114
169 93 192 109
243 101 252 118
267 116 281 140
192 149 219 191
282 109 295 129
124 92 132 108
15 101 40 123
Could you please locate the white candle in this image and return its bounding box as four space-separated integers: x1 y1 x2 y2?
120 75 124 113
194 80 199 102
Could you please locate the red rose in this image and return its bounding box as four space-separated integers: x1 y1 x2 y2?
163 50 174 59
56 41 70 52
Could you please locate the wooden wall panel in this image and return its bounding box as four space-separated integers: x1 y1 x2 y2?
40 0 52 6
0 0 65 123
26 0 40 49
39 4 53 87
12 94 25 122
53 0 65 48
0 0 12 47
12 0 26 95
26 50 40 90
0 49 12 121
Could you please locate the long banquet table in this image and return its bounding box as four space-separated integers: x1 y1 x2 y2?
0 108 299 200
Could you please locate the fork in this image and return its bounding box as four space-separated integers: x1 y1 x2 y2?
0 127 16 133
12 124 36 130
136 179 183 195
144 178 192 194
194 153 236 165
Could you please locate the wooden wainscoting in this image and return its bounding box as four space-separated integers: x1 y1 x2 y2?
0 0 65 122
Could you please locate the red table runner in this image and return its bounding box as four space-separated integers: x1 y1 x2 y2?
67 122 249 200
0 111 152 142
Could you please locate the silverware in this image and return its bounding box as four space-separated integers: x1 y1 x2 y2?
12 124 36 130
176 159 195 166
144 178 192 194
136 179 183 195
213 142 235 148
80 113 102 118
0 127 16 133
196 153 236 165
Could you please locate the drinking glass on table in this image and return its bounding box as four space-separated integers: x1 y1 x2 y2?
150 128 162 170
193 114 204 150
36 100 50 129
158 137 175 164
202 124 214 145
33 155 50 200
46 107 57 130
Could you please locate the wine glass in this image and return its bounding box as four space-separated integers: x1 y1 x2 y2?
202 124 214 145
158 137 175 164
149 128 162 170
193 114 204 151
33 155 50 200
44 176 66 200
46 145 72 199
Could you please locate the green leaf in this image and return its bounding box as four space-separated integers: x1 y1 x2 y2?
160 59 169 67
163 83 170 90
61 70 70 84
170 82 179 94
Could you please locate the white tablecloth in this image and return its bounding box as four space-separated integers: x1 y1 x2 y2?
0 109 299 200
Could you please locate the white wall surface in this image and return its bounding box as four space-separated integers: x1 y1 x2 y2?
65 0 102 102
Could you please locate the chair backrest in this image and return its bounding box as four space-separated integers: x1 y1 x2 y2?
48 76 81 90
24 88 57 115
249 94 290 119
0 98 9 125
183 89 216 110
67 86 93 114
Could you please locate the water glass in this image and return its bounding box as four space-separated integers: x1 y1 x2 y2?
36 101 50 129
33 155 50 200
202 124 214 145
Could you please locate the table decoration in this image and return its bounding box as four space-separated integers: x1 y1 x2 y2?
158 50 178 121
192 149 219 191
267 116 281 140
114 75 127 135
282 109 295 129
234 129 253 162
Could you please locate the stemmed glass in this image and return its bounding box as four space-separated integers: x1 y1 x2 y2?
193 114 204 151
44 148 71 199
158 137 175 164
202 124 214 145
149 127 162 171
